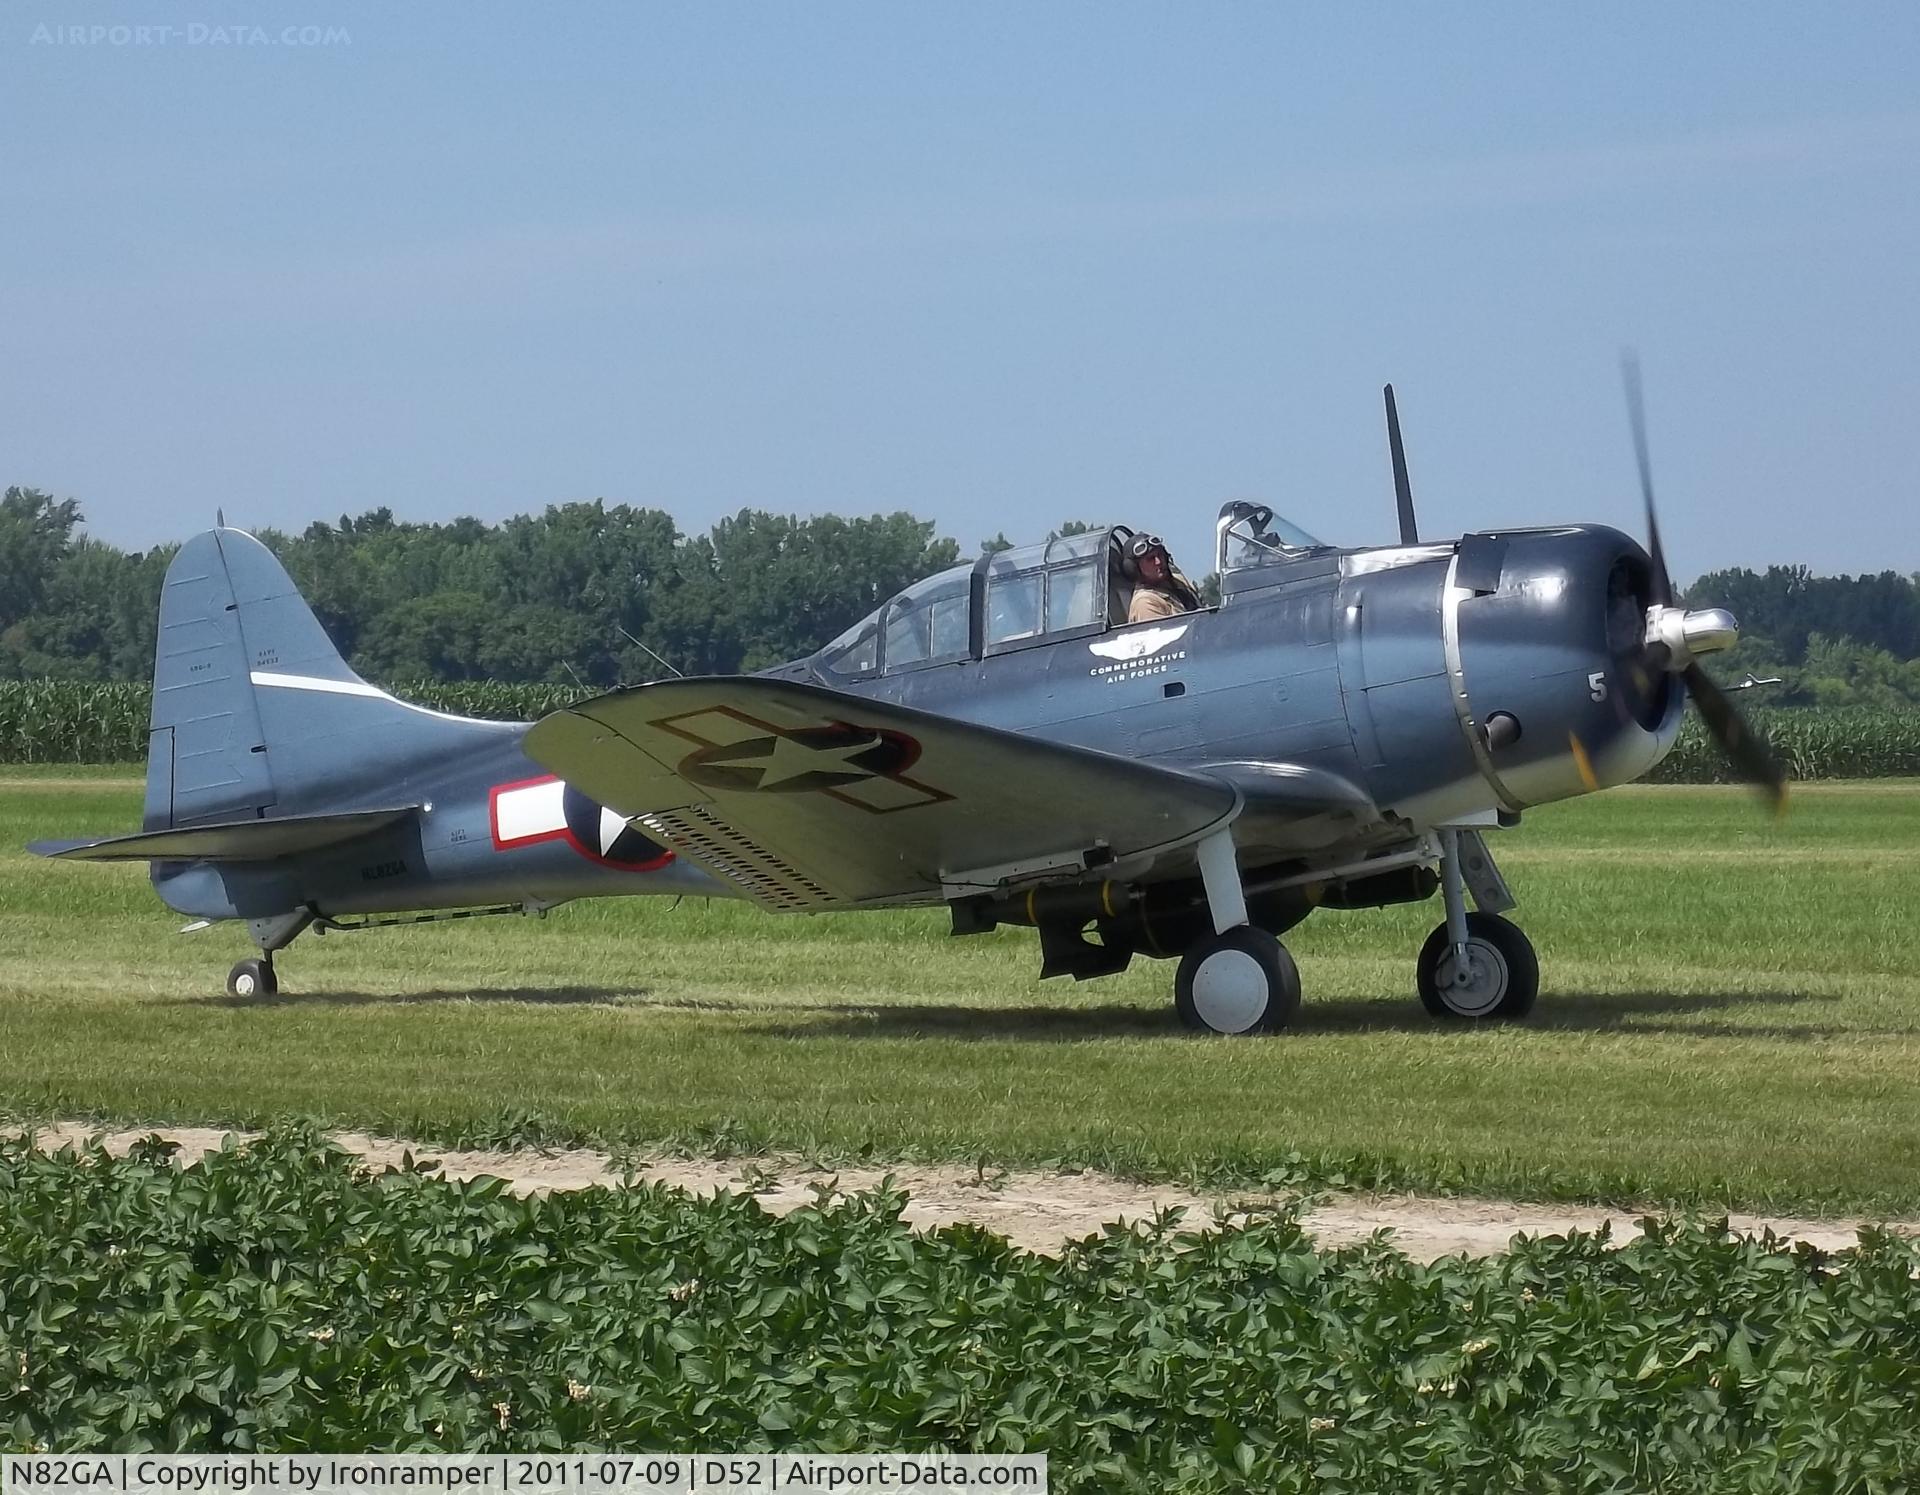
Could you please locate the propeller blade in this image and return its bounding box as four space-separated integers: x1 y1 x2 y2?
1384 384 1419 545
1621 352 1673 608
1615 356 1782 811
1567 732 1600 793
1684 662 1787 812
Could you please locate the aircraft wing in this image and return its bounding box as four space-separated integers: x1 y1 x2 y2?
1194 759 1379 861
523 677 1248 911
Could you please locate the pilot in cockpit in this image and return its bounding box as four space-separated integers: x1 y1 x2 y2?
1122 533 1201 623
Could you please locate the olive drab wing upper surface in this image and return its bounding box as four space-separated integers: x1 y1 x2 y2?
522 677 1241 911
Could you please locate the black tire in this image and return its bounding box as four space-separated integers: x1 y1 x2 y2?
1416 912 1538 1021
1174 926 1302 1035
227 958 277 999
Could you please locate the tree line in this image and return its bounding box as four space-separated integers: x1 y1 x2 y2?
1686 565 1920 708
4 485 1919 704
0 487 965 687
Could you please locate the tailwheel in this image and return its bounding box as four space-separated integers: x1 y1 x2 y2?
1416 911 1537 1021
1174 926 1301 1036
227 956 278 1000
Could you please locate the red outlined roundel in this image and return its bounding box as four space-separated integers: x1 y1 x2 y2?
488 775 673 871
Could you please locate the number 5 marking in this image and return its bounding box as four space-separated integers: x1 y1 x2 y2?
1588 671 1608 702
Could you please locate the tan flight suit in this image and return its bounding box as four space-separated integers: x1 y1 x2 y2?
1127 567 1200 623
1128 586 1187 623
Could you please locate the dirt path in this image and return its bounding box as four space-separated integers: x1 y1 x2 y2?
22 1123 1914 1261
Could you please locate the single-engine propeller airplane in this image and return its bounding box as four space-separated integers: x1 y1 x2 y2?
32 369 1783 1033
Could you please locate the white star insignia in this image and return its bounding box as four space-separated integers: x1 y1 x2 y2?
744 732 880 788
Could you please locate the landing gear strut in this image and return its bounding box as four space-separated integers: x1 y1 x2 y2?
1417 829 1537 1020
1174 828 1301 1035
225 909 313 999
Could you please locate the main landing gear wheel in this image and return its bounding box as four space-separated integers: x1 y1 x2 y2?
227 957 277 1000
1175 926 1301 1036
1416 912 1538 1021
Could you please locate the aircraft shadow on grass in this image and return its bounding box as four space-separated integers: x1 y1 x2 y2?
178 985 652 1010
735 987 1836 1042
177 984 1844 1041
1308 988 1840 1040
1515 988 1842 1039
179 986 1167 1034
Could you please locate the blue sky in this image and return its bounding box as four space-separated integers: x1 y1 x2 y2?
4 3 1917 578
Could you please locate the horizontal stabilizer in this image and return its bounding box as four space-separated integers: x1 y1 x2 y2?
29 806 419 863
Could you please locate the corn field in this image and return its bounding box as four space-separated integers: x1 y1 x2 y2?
3 680 1919 779
1644 706 1920 783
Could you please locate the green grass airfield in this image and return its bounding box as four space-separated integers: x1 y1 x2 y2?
2 770 1916 1215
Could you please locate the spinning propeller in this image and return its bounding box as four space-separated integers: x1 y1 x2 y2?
1615 355 1787 811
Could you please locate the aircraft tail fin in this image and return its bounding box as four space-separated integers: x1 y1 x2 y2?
144 526 519 830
